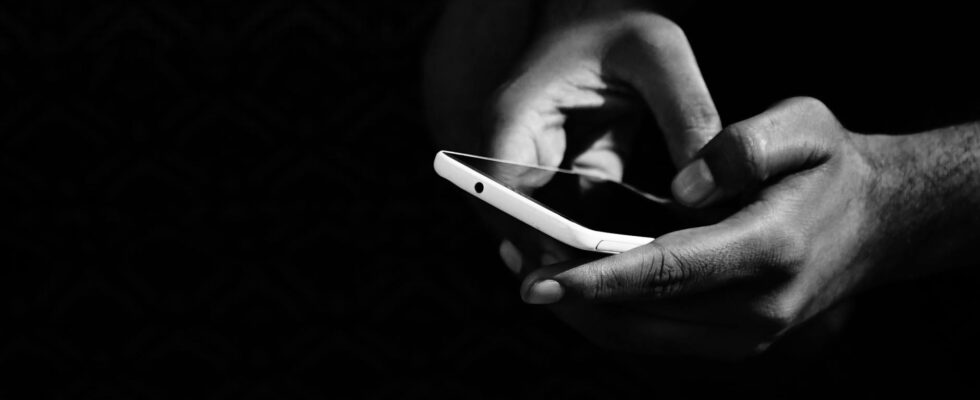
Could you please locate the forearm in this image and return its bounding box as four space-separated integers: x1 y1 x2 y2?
860 123 980 280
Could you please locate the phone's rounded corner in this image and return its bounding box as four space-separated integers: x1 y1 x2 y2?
432 151 452 177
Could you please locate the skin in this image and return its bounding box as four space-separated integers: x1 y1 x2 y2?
425 1 980 359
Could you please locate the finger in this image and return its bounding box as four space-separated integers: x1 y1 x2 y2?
518 259 715 354
569 128 628 182
522 200 802 303
530 257 775 329
485 21 643 168
604 15 721 167
499 240 523 275
486 57 604 167
484 196 583 277
519 257 595 304
499 237 573 278
671 97 836 207
524 259 769 358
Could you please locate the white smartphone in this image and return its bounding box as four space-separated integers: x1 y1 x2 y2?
433 150 691 254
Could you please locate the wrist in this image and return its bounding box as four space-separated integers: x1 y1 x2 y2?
855 127 980 281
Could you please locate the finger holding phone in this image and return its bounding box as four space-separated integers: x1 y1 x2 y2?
428 2 980 360
517 96 980 359
428 5 730 353
431 4 864 359
483 11 721 267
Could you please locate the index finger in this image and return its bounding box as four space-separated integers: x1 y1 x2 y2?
521 200 801 303
604 14 721 166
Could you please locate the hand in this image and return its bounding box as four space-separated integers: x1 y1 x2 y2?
427 4 721 266
423 1 714 165
486 10 718 175
512 97 887 359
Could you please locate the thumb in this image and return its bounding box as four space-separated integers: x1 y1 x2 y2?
671 97 835 207
520 205 795 304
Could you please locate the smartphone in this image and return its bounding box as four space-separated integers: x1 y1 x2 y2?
433 150 694 253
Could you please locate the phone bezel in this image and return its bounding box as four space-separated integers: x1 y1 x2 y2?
433 150 654 253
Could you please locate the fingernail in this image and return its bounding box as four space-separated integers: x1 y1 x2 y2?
499 240 522 274
523 279 564 304
672 158 717 206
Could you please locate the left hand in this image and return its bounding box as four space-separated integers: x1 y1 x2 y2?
505 97 885 359
427 4 723 274
478 9 721 273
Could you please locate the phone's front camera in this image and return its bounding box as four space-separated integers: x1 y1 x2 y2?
474 182 484 193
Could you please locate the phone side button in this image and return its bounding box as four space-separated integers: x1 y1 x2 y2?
595 240 643 253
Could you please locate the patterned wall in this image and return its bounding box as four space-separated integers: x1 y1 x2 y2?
2 1 979 399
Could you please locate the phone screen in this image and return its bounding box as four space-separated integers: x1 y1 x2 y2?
446 152 696 238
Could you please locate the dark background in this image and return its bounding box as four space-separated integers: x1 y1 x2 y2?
2 1 980 398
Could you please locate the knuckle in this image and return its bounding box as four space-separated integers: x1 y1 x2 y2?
638 247 687 299
621 12 683 35
645 16 685 42
578 265 606 301
767 224 810 273
681 100 723 139
782 96 838 127
588 248 691 301
617 13 687 53
657 248 691 297
788 96 829 114
585 263 630 300
722 122 768 183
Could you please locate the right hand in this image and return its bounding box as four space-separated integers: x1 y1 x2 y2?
425 3 721 266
